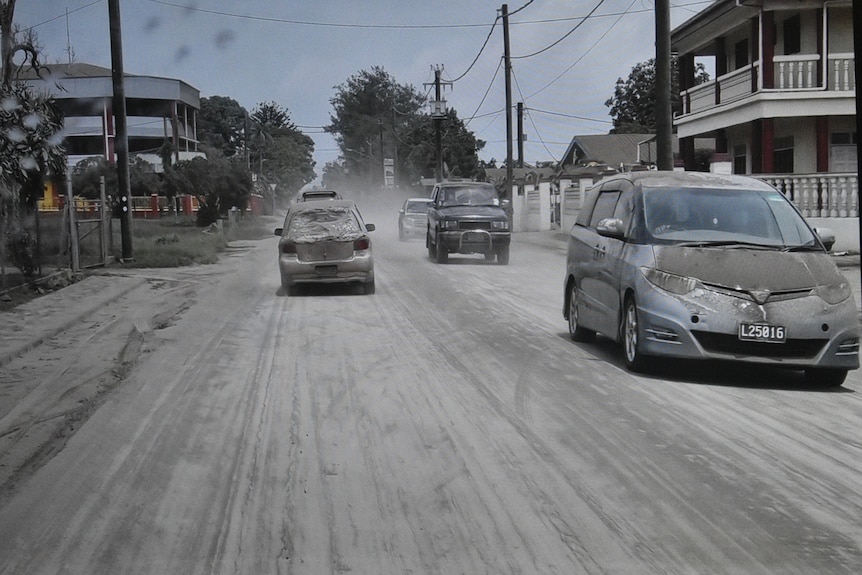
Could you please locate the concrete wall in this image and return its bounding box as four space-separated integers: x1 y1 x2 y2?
511 182 552 232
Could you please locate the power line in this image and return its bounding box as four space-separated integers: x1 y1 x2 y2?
146 0 495 29
524 0 638 99
527 108 613 125
24 0 103 30
464 59 503 128
445 17 499 83
512 0 607 60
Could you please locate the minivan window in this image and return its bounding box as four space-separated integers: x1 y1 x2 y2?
612 189 634 229
589 191 620 229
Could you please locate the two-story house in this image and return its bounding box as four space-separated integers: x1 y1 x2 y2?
672 0 857 248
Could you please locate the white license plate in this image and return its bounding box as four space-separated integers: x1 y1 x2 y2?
739 323 786 343
315 265 338 276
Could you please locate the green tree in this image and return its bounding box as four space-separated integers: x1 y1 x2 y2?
1 3 65 280
327 67 425 189
164 155 252 226
249 101 316 202
605 58 709 134
197 95 248 158
327 67 485 190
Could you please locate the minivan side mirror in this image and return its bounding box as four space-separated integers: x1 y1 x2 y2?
596 217 626 239
813 227 836 251
365 223 376 232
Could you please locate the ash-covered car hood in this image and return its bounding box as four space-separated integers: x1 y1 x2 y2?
439 205 506 218
654 246 844 291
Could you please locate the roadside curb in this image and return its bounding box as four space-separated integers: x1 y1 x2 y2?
0 274 149 368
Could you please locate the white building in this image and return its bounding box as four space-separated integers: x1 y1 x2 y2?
21 62 204 171
672 0 857 249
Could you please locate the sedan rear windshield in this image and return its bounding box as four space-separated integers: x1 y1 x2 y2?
642 187 817 249
405 200 432 213
287 207 362 241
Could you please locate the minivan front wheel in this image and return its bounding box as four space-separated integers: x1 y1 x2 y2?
567 282 595 342
804 367 848 388
622 296 650 372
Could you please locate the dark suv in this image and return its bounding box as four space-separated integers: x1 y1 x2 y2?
426 181 511 264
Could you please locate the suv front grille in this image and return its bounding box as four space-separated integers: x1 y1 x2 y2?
458 221 492 231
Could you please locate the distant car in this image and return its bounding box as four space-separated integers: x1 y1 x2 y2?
297 190 342 202
398 198 433 240
563 171 859 386
274 200 375 295
426 181 511 264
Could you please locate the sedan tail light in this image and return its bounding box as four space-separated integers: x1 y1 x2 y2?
353 237 371 251
281 240 297 254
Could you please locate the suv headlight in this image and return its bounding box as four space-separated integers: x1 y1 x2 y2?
642 267 698 295
491 220 509 230
440 220 459 230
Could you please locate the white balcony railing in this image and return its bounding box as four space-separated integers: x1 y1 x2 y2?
679 53 855 117
773 54 819 89
827 53 856 91
755 173 858 218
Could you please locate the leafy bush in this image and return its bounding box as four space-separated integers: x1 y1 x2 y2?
5 228 37 277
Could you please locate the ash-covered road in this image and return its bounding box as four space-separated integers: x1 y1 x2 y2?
1 202 861 574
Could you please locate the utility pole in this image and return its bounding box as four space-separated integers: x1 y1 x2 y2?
655 0 673 170
378 119 384 188
517 101 524 168
854 1 860 293
502 4 514 226
108 0 133 260
425 65 451 182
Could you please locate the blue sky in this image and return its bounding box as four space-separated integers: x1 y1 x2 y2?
15 0 712 173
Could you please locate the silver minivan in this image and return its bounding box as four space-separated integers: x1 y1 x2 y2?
563 171 859 386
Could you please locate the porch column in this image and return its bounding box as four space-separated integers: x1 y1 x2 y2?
816 117 829 172
761 11 775 89
761 118 775 173
752 119 775 173
681 136 696 171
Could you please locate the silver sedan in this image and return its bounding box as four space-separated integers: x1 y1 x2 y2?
274 200 375 295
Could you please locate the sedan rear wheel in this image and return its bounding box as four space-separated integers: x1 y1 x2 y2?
567 282 595 342
622 296 650 372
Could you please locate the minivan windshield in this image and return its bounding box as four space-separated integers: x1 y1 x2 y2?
642 187 818 249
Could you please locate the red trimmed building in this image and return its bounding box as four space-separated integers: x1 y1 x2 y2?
672 0 857 246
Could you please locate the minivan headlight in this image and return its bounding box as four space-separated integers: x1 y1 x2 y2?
642 267 698 295
814 281 852 304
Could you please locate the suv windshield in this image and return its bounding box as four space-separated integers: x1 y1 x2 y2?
642 187 818 249
438 186 500 207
